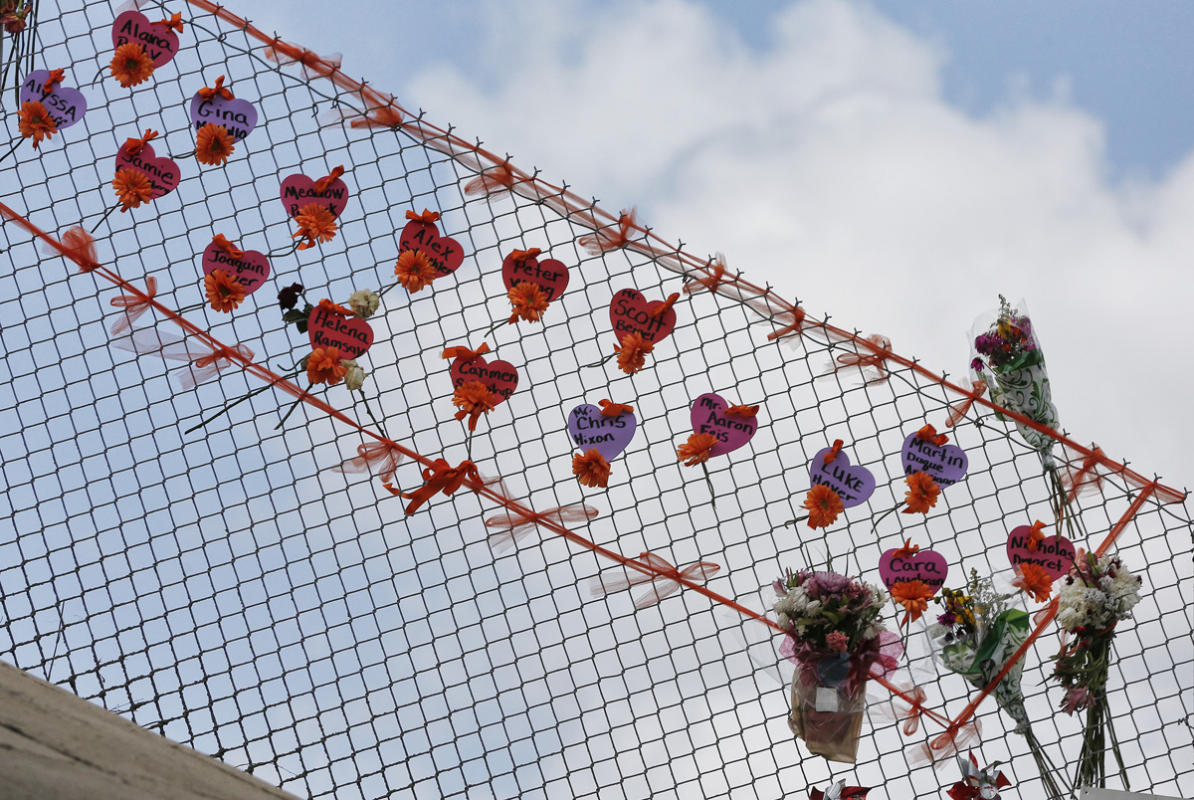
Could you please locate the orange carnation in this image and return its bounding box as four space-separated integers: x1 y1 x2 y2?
614 332 653 375
902 471 941 515
802 484 844 530
112 168 154 211
572 449 611 488
890 579 934 626
307 347 347 386
394 248 436 292
677 432 719 467
17 100 57 149
1013 562 1054 603
110 42 155 88
507 281 549 323
452 379 496 431
195 123 235 166
292 203 337 250
204 269 245 313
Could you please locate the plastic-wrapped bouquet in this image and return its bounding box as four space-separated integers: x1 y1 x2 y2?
1052 552 1142 790
929 569 1067 798
773 569 899 763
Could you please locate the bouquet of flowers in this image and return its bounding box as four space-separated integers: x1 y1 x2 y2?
1052 552 1142 790
929 569 1068 799
772 569 898 763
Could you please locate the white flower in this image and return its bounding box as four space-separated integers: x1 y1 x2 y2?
342 359 366 391
347 288 380 319
776 612 791 630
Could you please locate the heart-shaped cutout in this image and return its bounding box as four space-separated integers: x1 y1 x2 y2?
609 288 676 344
900 430 968 487
114 141 180 199
567 403 635 461
112 10 180 67
189 92 258 141
689 392 757 457
502 251 569 302
19 71 87 130
201 242 270 296
308 305 373 359
879 546 948 593
400 219 464 278
280 173 350 219
808 446 875 508
1006 525 1075 581
449 354 518 404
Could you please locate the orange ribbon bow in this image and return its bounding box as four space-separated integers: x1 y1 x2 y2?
197 75 233 101
312 165 345 195
179 342 253 390
589 552 720 609
405 209 440 224
765 306 806 342
509 247 541 263
485 504 600 554
724 404 758 418
463 163 516 197
823 439 844 464
400 459 480 515
1026 520 1047 552
684 256 727 295
916 424 949 446
122 129 159 157
332 441 404 485
210 234 244 259
316 298 353 317
155 12 184 33
441 342 490 362
350 104 404 129
834 334 892 384
578 209 636 254
899 686 928 735
650 292 680 320
945 379 987 428
60 226 100 272
109 276 157 335
41 68 66 95
1062 446 1106 503
598 399 634 417
892 538 919 560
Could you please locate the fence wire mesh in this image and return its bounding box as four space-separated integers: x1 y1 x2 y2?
1 3 1191 800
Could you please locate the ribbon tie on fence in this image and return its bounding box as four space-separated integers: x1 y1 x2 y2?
1062 446 1107 503
181 343 254 390
916 424 949 446
316 298 353 317
685 257 727 296
41 68 65 95
598 399 633 417
945 379 987 428
579 209 636 255
312 165 345 195
650 292 680 320
823 439 844 464
210 234 244 259
898 686 927 735
484 504 600 553
405 209 441 224
509 248 541 264
917 718 982 764
60 226 100 272
122 129 159 158
155 12 184 33
400 459 480 515
725 404 758 418
589 552 720 609
833 334 892 384
441 342 489 362
463 163 516 197
765 306 806 343
198 75 233 101
350 104 403 129
332 441 405 485
109 276 158 335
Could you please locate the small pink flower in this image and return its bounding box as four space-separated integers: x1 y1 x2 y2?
1060 687 1092 715
826 631 849 653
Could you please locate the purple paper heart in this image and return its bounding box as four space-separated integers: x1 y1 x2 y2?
879 547 948 593
808 447 875 508
201 242 270 296
112 10 180 67
900 431 968 487
689 392 757 457
567 403 636 461
19 70 87 130
279 173 350 219
189 92 258 141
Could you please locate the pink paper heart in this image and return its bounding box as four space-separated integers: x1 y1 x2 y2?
689 393 757 457
609 288 676 344
279 173 350 219
879 547 948 593
400 219 464 278
308 305 373 360
567 403 635 461
114 141 180 199
112 10 180 67
19 70 86 130
188 92 258 141
501 251 569 302
449 354 518 404
201 243 270 296
900 430 968 487
1006 526 1075 581
808 447 875 508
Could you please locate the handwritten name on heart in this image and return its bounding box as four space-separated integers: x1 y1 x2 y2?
188 93 258 141
114 142 179 199
400 219 464 278
19 71 87 130
567 404 635 461
502 251 569 302
201 243 270 295
808 447 875 508
901 431 968 487
280 174 350 219
690 393 757 457
308 305 373 359
609 288 676 344
112 10 180 67
879 547 948 593
1006 526 1075 581
449 354 518 403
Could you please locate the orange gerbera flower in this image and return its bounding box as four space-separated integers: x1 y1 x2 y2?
572 449 611 488
195 123 235 166
393 248 436 292
890 579 934 626
614 332 653 374
204 269 245 313
292 203 338 250
677 432 719 467
902 471 941 515
112 168 154 211
307 346 347 386
17 100 57 149
452 379 497 431
802 484 844 529
110 42 155 88
1013 562 1054 603
507 281 549 323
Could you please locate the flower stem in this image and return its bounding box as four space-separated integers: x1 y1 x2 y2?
184 369 301 434
702 462 717 507
89 203 119 233
275 382 315 430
